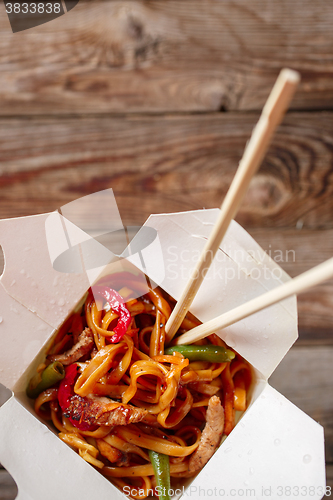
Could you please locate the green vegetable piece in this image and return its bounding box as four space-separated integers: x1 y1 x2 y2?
149 450 171 500
164 344 235 363
26 362 65 399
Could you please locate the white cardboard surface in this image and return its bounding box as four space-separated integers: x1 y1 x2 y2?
0 282 53 390
187 384 325 500
0 207 326 500
0 214 90 330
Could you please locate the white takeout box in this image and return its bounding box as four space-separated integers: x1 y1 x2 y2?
0 199 326 500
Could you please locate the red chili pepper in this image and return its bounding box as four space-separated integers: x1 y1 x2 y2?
58 364 78 411
92 286 131 343
58 364 96 431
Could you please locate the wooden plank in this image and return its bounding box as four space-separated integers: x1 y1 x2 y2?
0 470 17 500
0 112 332 229
269 346 333 463
0 0 333 113
327 464 333 489
249 228 333 342
0 112 332 336
0 385 11 407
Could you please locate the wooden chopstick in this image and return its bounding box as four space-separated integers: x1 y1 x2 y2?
174 257 333 345
165 68 300 344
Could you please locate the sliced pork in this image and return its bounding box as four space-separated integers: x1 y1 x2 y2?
188 395 224 472
48 327 94 366
67 394 148 427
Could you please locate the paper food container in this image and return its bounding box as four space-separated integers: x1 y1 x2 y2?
0 192 326 500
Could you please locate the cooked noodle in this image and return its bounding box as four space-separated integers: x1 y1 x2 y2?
29 273 252 498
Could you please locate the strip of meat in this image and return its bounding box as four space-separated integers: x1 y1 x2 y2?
188 395 224 472
47 328 94 366
67 394 148 427
96 438 123 463
96 438 131 466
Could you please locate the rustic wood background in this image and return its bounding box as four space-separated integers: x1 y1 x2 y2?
0 0 332 497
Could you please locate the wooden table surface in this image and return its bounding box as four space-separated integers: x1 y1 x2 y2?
0 0 332 497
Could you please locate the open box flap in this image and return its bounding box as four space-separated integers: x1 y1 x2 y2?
184 384 326 500
0 213 91 329
0 201 163 389
0 396 125 500
0 214 95 389
0 282 54 390
0 384 325 500
126 209 298 380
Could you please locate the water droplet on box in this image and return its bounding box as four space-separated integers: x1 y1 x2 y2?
224 447 232 453
303 454 312 464
31 281 36 287
263 334 268 339
244 481 249 486
10 280 16 286
24 247 31 252
249 467 254 475
0 317 3 324
274 439 281 446
53 277 59 286
58 298 65 307
10 307 18 314
50 299 55 305
263 348 268 353
248 449 253 455
20 269 25 275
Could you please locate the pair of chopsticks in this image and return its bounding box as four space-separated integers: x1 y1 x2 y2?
165 69 333 346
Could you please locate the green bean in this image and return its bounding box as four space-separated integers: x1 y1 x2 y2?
148 450 171 500
26 362 65 399
164 344 235 363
